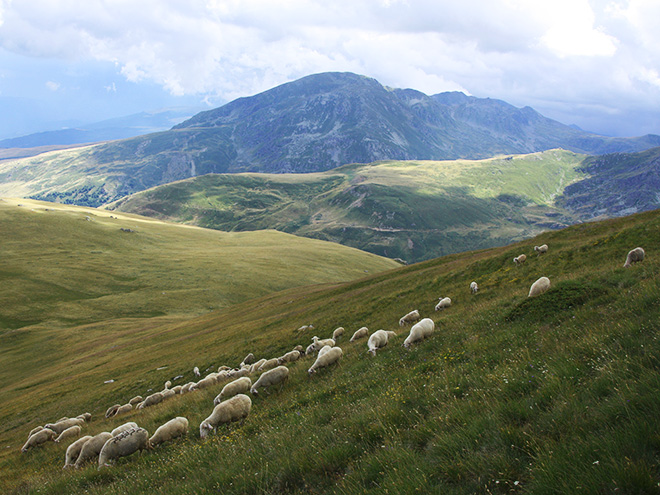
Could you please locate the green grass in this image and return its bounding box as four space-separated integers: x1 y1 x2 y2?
2 203 660 494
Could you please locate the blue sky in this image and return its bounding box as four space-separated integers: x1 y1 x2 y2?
0 0 659 140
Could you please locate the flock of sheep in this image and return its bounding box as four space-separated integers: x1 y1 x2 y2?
19 243 645 472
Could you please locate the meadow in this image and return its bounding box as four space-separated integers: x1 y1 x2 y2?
1 198 659 493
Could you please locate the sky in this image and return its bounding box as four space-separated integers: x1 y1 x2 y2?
0 0 659 139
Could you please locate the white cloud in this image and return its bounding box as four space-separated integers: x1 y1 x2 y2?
45 80 60 91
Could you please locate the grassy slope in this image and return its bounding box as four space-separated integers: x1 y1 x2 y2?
2 206 660 494
111 149 586 262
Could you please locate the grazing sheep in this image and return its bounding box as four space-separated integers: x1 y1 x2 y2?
28 425 44 438
114 404 133 416
312 336 335 348
293 345 304 353
403 318 435 348
528 276 551 297
63 435 92 469
534 244 548 255
192 375 217 391
111 422 138 437
218 365 231 372
98 427 150 469
161 389 176 400
128 396 143 406
149 417 189 448
76 413 92 422
45 418 84 435
308 346 343 375
258 358 279 372
74 432 113 468
249 359 267 374
200 394 252 439
180 382 196 394
21 428 57 452
164 380 172 390
624 247 645 268
367 330 397 356
138 392 164 408
399 310 421 327
105 404 121 418
277 350 301 365
171 385 183 394
305 342 322 355
470 281 479 294
350 326 369 342
250 366 289 396
435 297 452 311
55 425 82 443
332 327 345 340
241 353 256 366
514 254 527 266
297 324 314 332
215 377 252 405
228 368 250 379
193 366 201 377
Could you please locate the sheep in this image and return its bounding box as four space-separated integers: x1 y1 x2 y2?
128 396 143 406
138 392 164 408
106 404 121 418
241 353 256 366
171 385 183 394
45 417 84 435
258 358 279 372
249 359 267 374
277 350 301 365
218 365 231 372
297 324 314 332
76 413 92 422
528 276 551 297
513 254 527 266
214 377 252 405
98 427 150 469
624 247 645 268
399 310 421 327
293 345 304 353
149 417 189 448
367 330 397 356
164 380 172 390
200 394 252 439
180 382 196 394
55 425 82 443
191 374 217 391
332 327 345 340
305 342 322 355
161 389 176 400
115 404 133 416
470 281 479 294
250 366 289 396
313 336 335 347
403 318 435 348
534 244 548 255
28 425 44 438
21 428 57 452
63 435 92 469
111 422 139 437
435 297 452 311
350 326 369 342
74 432 113 468
193 366 201 377
308 346 343 375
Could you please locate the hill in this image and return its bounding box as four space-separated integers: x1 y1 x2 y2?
108 149 586 263
1 72 659 207
1 206 659 493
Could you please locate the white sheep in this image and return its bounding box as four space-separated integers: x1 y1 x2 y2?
293 345 304 353
45 417 84 435
161 389 176 400
308 346 343 375
528 276 551 297
514 254 527 265
367 330 397 356
55 425 82 443
105 404 121 418
74 432 113 468
350 326 369 342
241 353 256 366
332 327 345 340
624 247 645 268
149 417 189 448
258 358 279 372
399 310 421 327
28 425 44 437
171 385 183 394
277 350 301 365
215 377 252 405
98 427 150 469
249 359 267 374
128 396 143 406
435 297 452 311
63 435 92 469
21 428 57 452
534 244 548 255
180 382 196 394
191 375 217 391
312 336 335 348
138 392 164 408
193 366 201 377
111 422 139 437
114 404 133 416
470 281 478 294
250 366 289 395
228 368 250 379
305 342 322 355
200 394 252 439
76 413 92 422
164 380 172 390
403 318 435 348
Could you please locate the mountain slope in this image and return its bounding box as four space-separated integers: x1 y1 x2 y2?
1 72 659 207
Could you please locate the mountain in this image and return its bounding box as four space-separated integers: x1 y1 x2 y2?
1 72 659 207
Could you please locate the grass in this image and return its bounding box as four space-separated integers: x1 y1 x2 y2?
1 202 660 494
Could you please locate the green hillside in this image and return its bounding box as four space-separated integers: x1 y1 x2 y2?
111 149 586 262
2 205 660 493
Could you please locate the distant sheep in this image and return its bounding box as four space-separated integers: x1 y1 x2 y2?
76 413 92 422
241 353 256 366
164 380 172 390
534 244 548 255
250 366 289 395
470 281 478 294
74 432 113 468
249 359 267 374
215 377 252 404
111 422 138 437
305 342 322 355
21 428 57 452
399 310 420 327
161 389 176 400
624 247 645 268
258 358 279 372
308 346 343 375
277 350 301 365
435 297 451 311
312 336 335 348
367 330 397 356
106 404 121 418
332 327 345 340
200 394 252 439
297 324 314 332
192 375 216 391
98 427 150 469
403 318 435 348
55 425 82 443
114 404 133 416
149 417 189 448
514 254 527 266
228 368 250 379
128 396 143 406
350 327 369 342
293 345 304 353
28 425 44 437
193 366 201 377
137 392 164 408
528 276 551 297
171 385 183 394
180 382 196 394
63 435 92 469
45 418 84 435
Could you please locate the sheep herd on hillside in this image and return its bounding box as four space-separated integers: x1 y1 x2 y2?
18 244 646 473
